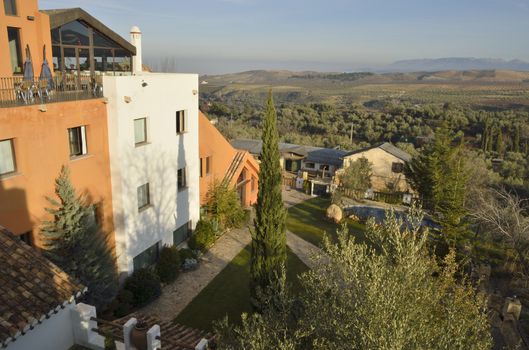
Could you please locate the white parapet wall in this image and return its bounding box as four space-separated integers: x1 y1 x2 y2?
103 73 201 275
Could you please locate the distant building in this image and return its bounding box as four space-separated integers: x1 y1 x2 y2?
339 142 412 193
200 113 259 208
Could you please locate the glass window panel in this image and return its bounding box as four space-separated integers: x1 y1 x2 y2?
0 139 16 175
78 48 90 74
173 222 190 245
137 183 150 209
4 0 17 15
176 110 186 133
68 126 87 157
7 27 22 74
93 29 119 48
113 49 131 72
94 48 113 72
60 20 90 46
134 118 147 145
63 47 77 72
133 242 159 271
177 168 187 190
51 28 60 45
52 45 62 71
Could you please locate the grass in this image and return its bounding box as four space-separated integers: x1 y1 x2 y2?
286 196 365 247
174 245 308 331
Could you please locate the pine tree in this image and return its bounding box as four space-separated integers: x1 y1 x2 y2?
41 166 117 308
405 126 468 245
250 90 287 310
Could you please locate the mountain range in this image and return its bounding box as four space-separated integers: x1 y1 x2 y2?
373 57 529 73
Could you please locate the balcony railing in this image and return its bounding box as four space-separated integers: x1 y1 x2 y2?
0 74 103 108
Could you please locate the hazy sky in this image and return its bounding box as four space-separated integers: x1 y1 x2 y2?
40 0 529 74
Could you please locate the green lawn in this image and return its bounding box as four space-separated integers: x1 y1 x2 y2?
286 196 366 247
174 245 308 331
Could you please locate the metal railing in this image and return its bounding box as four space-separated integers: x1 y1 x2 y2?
0 73 103 107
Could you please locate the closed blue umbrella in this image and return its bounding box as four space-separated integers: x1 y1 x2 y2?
39 45 54 89
23 44 34 82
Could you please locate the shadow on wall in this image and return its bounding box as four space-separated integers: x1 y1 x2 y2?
114 132 196 276
0 178 33 244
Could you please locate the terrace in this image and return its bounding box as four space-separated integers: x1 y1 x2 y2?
0 73 104 107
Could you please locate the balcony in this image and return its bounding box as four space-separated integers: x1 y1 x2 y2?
0 74 103 108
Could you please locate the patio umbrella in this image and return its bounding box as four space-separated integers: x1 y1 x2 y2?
39 45 54 89
23 44 34 81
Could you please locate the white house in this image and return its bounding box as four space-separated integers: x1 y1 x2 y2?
103 28 200 276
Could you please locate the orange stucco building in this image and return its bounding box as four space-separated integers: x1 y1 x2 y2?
199 111 259 208
0 0 115 251
0 0 52 77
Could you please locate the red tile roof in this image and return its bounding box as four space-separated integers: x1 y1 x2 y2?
0 226 86 347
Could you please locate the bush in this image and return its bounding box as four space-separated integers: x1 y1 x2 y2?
156 245 181 283
123 268 161 307
179 248 197 262
110 289 134 317
188 219 216 252
206 181 246 230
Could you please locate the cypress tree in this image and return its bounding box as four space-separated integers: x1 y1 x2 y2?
41 166 118 308
250 90 287 310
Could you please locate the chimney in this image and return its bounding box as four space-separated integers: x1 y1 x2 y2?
130 26 142 74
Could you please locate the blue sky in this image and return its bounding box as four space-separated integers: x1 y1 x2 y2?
40 0 529 74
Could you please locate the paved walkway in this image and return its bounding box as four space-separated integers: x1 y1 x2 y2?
139 227 251 321
141 190 322 321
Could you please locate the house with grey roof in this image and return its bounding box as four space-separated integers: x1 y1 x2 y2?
340 142 413 193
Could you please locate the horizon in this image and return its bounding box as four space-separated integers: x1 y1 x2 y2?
39 0 529 74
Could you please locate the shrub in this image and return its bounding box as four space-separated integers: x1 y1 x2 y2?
110 289 133 317
178 248 197 262
188 219 216 252
123 268 161 307
156 245 181 284
206 181 246 230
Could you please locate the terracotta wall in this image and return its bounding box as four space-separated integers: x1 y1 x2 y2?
0 99 115 251
198 111 259 207
0 0 53 77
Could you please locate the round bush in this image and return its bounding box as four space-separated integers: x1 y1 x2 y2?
123 268 161 307
188 219 216 252
156 245 181 283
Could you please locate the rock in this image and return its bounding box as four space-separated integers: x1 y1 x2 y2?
326 204 343 223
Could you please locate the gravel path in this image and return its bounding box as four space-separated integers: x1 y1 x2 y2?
139 227 251 321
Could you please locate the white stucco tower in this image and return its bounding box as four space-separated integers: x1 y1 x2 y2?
130 26 142 74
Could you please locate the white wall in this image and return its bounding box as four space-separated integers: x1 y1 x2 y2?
6 305 76 350
104 73 200 274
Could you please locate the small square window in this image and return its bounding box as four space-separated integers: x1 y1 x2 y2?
68 126 87 158
176 110 186 134
134 118 147 145
304 162 315 169
392 162 404 173
177 167 187 190
4 0 17 16
0 139 16 175
137 183 150 210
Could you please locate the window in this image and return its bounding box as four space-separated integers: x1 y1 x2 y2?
133 242 159 271
304 162 315 169
177 167 187 190
173 222 191 245
137 183 150 210
19 231 32 246
4 0 16 15
0 139 16 175
7 27 22 74
392 162 404 173
68 126 87 158
134 118 147 145
205 156 211 175
199 158 203 178
176 110 186 133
